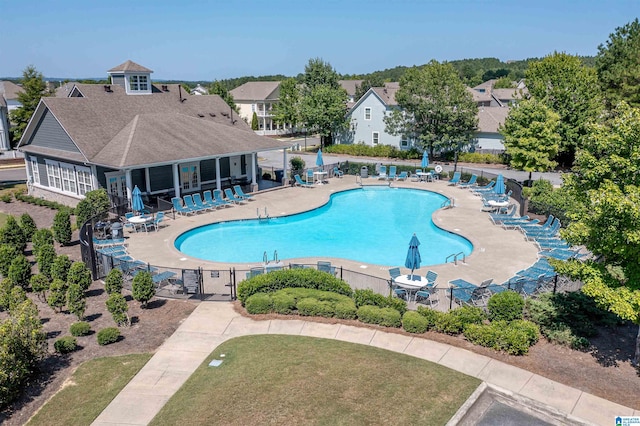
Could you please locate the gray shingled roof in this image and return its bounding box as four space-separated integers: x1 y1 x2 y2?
371 86 398 106
0 81 24 100
477 107 510 133
229 81 280 101
466 87 493 103
339 80 363 96
492 88 526 101
0 96 6 108
20 83 287 168
107 60 153 73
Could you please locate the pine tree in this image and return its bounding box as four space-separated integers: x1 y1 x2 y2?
52 210 72 246
132 271 154 308
66 283 86 320
8 65 52 144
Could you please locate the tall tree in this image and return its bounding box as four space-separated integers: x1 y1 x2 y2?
596 18 640 109
299 58 347 146
525 52 601 167
9 66 52 144
555 102 640 365
500 99 561 181
272 78 300 131
384 60 477 160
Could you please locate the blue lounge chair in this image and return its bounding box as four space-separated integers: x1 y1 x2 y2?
92 237 126 247
376 165 387 180
387 165 397 181
306 169 314 184
317 261 336 275
333 167 344 178
471 181 495 194
396 171 408 181
458 174 477 188
171 197 196 216
224 188 245 204
294 174 314 187
213 189 233 206
183 194 206 213
447 171 462 186
489 204 517 224
192 193 214 211
203 190 225 208
449 278 493 306
233 185 254 200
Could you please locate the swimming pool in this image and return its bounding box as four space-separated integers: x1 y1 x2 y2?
174 187 473 266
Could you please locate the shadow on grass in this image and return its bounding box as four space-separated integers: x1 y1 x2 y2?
84 312 102 322
145 299 166 309
85 288 104 298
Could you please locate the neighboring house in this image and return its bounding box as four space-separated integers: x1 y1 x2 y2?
0 80 25 151
334 83 413 149
475 107 510 152
339 80 363 107
229 81 284 136
55 82 79 97
191 84 208 96
0 80 24 113
17 60 289 207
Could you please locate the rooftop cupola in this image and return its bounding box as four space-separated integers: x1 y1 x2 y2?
107 60 153 95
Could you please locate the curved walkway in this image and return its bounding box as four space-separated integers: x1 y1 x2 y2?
92 303 637 426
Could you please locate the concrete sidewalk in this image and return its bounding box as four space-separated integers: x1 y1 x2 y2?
92 303 638 426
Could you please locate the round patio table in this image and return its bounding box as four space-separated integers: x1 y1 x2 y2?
394 274 430 301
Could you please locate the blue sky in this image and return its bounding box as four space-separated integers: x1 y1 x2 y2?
0 0 636 81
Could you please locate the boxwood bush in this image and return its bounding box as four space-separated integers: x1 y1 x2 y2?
353 289 407 315
487 291 524 322
463 319 539 355
434 306 486 335
357 305 402 328
402 311 429 334
296 298 334 317
238 269 353 304
54 336 78 354
70 321 91 337
416 306 444 330
271 292 297 314
97 327 120 345
334 301 357 319
245 292 273 314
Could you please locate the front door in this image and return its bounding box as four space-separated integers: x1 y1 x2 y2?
229 156 242 180
105 172 127 202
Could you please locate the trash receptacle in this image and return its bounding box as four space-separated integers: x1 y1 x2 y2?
111 222 123 239
274 169 284 182
360 166 368 178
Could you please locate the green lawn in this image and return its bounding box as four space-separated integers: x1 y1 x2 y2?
27 353 152 426
0 212 8 228
151 335 480 425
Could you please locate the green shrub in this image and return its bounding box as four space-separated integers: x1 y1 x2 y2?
97 327 120 345
334 301 357 319
19 213 37 242
357 305 402 328
324 144 421 160
54 336 78 354
105 292 130 326
487 291 524 322
544 325 590 350
435 306 486 335
8 254 32 289
32 228 54 257
0 194 12 203
104 268 123 294
0 244 19 277
47 278 67 312
132 271 154 308
271 292 296 314
50 255 72 282
416 306 444 330
70 321 91 336
296 298 334 317
457 152 504 164
289 156 305 179
67 261 92 291
463 323 499 348
66 283 86 320
237 269 352 303
6 286 27 313
53 210 72 246
30 274 50 301
75 189 110 229
402 311 429 334
35 243 56 279
464 320 539 355
276 287 353 304
0 278 15 310
245 292 273 314
353 289 407 315
0 216 26 253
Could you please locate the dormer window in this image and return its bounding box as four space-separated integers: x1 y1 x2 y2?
130 75 148 91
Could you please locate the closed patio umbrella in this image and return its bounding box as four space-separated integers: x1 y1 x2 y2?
494 174 505 195
316 149 324 167
404 233 421 276
131 185 144 214
421 151 428 169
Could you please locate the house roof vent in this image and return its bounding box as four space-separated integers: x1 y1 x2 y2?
103 85 112 92
209 112 216 117
197 113 205 118
161 85 168 91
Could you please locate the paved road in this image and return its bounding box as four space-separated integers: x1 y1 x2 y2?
0 165 27 183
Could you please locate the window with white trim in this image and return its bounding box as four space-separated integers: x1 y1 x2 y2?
364 107 371 120
44 160 93 196
30 158 40 184
60 165 76 193
77 169 93 195
401 136 409 148
46 162 62 190
372 131 379 145
129 75 148 91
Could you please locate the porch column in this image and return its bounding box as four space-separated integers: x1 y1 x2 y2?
90 165 99 191
172 163 180 198
125 170 133 201
144 167 151 193
282 149 288 185
250 153 258 192
215 158 221 190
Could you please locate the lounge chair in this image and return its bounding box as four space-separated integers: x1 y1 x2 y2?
151 270 176 288
449 278 493 306
489 204 517 224
224 188 245 204
203 190 225 208
306 169 314 184
470 181 495 194
333 167 344 178
213 189 233 206
386 165 397 181
396 171 408 181
92 237 126 247
376 165 387 180
447 171 462 186
233 185 254 200
183 194 206 213
458 174 477 188
294 174 314 187
518 215 554 232
192 193 214 211
317 261 336 275
171 197 196 216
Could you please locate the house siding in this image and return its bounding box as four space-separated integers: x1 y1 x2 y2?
29 110 81 153
149 165 173 192
336 93 404 148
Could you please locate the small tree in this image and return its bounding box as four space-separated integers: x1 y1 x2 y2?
74 188 110 229
52 210 72 246
104 268 123 295
0 277 15 311
251 112 259 131
66 283 86 320
19 213 37 242
67 261 92 291
32 228 54 257
50 255 72 282
7 286 27 313
30 274 50 302
47 278 67 313
106 292 130 326
0 216 26 253
132 271 154 308
36 243 56 279
8 254 32 290
289 156 305 180
0 244 19 277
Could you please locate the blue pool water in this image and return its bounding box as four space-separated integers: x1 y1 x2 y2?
174 187 473 266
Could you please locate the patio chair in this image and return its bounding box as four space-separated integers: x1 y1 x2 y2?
376 165 387 180
415 286 439 307
213 189 233 206
192 193 214 211
294 174 314 188
306 169 314 184
203 190 225 208
386 166 397 181
458 174 477 188
224 188 245 204
333 167 343 178
123 212 138 232
387 267 406 299
183 194 206 213
447 171 462 186
171 197 196 216
144 211 165 232
234 185 254 200
449 278 493 306
396 171 408 181
317 261 336 275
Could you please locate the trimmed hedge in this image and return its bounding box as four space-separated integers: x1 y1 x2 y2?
463 319 539 355
54 336 78 354
272 292 296 315
487 291 524 322
297 298 334 317
70 321 91 337
245 288 356 318
334 301 357 319
402 311 429 334
96 327 120 345
416 306 444 330
245 293 273 314
434 306 486 335
238 269 353 304
353 289 407 315
357 305 402 328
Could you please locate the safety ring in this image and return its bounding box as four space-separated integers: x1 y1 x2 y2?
434 165 443 173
